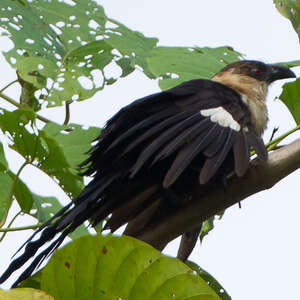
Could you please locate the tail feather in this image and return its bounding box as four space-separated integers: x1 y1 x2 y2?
12 203 72 260
0 173 120 287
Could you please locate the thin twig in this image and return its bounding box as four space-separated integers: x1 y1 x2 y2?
0 223 42 233
0 80 18 93
266 124 300 151
268 127 279 143
63 100 73 125
0 210 22 242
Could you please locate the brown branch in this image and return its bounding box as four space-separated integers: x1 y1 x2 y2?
136 139 300 250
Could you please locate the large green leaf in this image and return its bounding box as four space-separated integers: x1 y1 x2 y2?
0 0 158 107
32 235 221 300
279 78 300 125
147 46 242 90
274 0 300 39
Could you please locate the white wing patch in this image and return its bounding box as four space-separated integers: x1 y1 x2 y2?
200 107 241 131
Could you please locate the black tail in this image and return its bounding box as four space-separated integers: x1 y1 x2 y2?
0 173 120 287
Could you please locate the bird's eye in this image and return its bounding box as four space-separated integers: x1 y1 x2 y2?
252 69 261 75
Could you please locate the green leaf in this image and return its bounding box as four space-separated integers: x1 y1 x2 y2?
200 217 215 242
274 0 300 39
9 170 33 213
0 109 42 160
0 142 33 216
0 142 8 171
279 78 300 125
186 261 231 300
147 46 242 90
0 288 53 300
41 123 100 170
0 172 14 226
0 0 157 106
276 60 300 68
35 235 220 300
19 271 42 290
200 210 225 242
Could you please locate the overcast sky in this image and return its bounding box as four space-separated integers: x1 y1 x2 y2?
0 1 300 299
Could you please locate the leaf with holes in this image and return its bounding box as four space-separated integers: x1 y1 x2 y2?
0 288 53 300
0 0 157 107
147 46 242 90
32 235 221 300
0 109 43 160
279 78 300 125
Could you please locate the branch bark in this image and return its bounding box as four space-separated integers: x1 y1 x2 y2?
136 139 300 250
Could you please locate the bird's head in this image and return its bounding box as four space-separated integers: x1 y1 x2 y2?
216 60 296 84
211 60 296 102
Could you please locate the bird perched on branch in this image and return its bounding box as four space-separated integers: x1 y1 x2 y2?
0 60 295 287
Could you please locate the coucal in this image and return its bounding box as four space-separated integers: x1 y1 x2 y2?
0 60 295 287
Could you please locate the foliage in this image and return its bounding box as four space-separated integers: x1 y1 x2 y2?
0 0 299 298
19 235 221 300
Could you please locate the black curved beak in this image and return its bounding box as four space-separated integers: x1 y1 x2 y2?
267 64 296 83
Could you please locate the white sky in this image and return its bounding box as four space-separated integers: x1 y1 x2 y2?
0 1 300 299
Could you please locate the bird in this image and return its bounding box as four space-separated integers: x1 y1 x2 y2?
0 60 295 287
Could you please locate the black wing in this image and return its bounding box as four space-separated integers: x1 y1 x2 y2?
0 79 267 287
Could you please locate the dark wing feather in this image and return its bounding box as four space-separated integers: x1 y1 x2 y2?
199 129 237 184
203 127 228 157
233 131 250 177
246 130 268 161
106 108 177 152
123 111 193 156
130 112 204 177
152 118 211 164
163 123 219 188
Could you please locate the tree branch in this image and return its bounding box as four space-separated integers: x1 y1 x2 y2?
136 139 300 250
